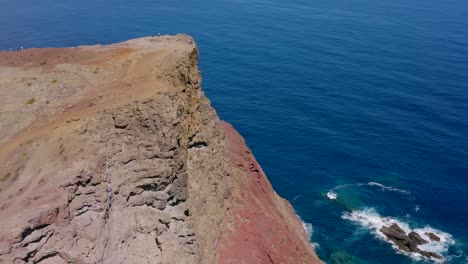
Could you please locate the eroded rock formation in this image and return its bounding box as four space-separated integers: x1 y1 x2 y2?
0 35 322 264
379 223 443 260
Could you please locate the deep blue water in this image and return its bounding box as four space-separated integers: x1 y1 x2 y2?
1 0 467 263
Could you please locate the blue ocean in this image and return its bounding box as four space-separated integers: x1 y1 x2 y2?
1 0 467 263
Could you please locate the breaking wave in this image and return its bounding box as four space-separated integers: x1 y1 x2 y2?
327 191 338 200
341 208 455 262
297 215 320 249
303 221 313 239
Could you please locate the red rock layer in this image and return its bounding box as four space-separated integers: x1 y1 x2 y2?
218 121 322 264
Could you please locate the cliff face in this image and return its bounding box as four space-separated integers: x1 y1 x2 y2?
0 35 322 264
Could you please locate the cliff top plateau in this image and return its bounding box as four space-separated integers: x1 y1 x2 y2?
0 35 322 264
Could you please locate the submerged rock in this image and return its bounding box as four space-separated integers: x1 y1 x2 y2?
330 251 367 264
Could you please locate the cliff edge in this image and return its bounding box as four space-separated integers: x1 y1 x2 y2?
0 35 322 264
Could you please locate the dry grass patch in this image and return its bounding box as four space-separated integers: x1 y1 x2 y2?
0 173 10 182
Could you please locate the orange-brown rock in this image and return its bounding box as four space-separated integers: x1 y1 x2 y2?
0 35 322 264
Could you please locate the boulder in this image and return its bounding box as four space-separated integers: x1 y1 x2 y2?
425 232 441 242
380 224 419 253
379 223 444 261
380 223 407 240
420 250 443 260
408 231 428 245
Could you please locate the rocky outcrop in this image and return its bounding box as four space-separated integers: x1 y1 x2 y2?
0 35 322 264
425 232 441 242
379 224 443 260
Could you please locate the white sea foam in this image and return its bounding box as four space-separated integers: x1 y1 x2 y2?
415 227 455 255
342 208 454 262
330 183 365 192
297 214 320 249
302 221 313 238
328 182 410 197
327 191 338 200
367 182 411 195
415 205 421 212
302 221 319 248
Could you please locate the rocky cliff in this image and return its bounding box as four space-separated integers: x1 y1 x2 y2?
0 35 322 264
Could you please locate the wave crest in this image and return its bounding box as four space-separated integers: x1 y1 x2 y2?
327 191 338 200
297 215 320 249
367 182 411 195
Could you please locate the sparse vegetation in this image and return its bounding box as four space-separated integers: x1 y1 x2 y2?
1 173 10 182
25 98 36 104
58 144 65 156
51 79 58 84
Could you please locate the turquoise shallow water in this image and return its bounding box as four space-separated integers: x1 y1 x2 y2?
1 0 467 263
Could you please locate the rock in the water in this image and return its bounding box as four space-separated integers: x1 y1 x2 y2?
379 223 444 261
425 232 441 242
380 223 408 241
421 250 444 260
409 231 428 245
